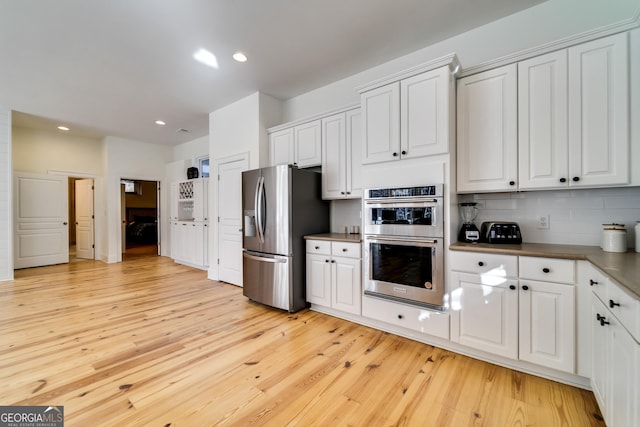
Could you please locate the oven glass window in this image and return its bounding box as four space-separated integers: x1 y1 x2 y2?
370 207 433 225
370 243 434 289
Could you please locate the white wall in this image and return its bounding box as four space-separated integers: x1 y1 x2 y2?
172 135 208 167
103 136 172 263
461 187 640 248
281 0 639 122
12 127 104 174
0 108 11 281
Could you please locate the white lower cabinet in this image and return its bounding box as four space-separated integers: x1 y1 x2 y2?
171 220 208 269
362 295 450 340
590 276 639 427
450 252 576 373
306 240 361 315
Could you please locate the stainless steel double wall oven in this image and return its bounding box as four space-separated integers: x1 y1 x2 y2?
363 185 445 309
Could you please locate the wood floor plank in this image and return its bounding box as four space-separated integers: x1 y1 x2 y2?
1 256 605 426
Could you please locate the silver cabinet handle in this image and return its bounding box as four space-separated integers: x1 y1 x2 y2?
243 252 286 264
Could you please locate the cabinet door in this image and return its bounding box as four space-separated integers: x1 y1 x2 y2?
321 113 346 199
518 50 569 190
332 256 361 315
294 120 322 167
170 183 178 220
191 222 205 266
306 253 331 306
361 82 400 164
175 222 189 262
401 67 450 158
457 64 518 192
591 296 609 413
568 32 629 187
609 316 638 427
345 108 363 198
193 179 208 221
269 128 294 166
450 272 518 359
519 280 575 373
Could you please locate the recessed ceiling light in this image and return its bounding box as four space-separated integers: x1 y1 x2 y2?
155 120 166 126
233 52 248 63
57 126 69 131
193 48 219 69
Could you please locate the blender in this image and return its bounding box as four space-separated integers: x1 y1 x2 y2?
458 202 480 242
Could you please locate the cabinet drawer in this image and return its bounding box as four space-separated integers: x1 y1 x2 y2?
586 264 609 302
306 240 331 255
362 296 449 339
450 251 517 277
519 256 575 284
331 242 361 259
607 280 640 341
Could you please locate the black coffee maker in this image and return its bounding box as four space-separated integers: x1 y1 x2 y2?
458 202 480 242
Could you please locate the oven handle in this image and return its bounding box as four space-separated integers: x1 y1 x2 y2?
365 236 438 245
365 198 440 205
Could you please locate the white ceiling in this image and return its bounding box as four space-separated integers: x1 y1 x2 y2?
1 0 544 146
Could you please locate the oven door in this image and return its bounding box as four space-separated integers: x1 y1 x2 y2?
364 198 443 238
364 235 444 309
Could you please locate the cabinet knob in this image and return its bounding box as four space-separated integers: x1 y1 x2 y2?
315 246 320 250
478 261 484 267
341 191 345 195
63 222 68 225
559 177 567 183
392 152 398 157
509 285 516 290
331 260 336 263
590 279 598 286
572 176 580 182
509 181 516 186
542 268 550 273
325 259 329 263
599 317 610 326
342 248 347 252
609 299 620 309
397 314 404 319
401 150 407 155
522 285 529 291
346 192 351 195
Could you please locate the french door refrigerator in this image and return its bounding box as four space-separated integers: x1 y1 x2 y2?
242 164 329 312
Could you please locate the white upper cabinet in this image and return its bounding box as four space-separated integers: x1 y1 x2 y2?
269 120 321 168
518 50 569 190
361 82 400 164
457 63 518 192
321 108 362 199
360 58 457 165
459 32 630 193
269 128 295 167
294 120 322 168
400 67 452 159
568 32 629 187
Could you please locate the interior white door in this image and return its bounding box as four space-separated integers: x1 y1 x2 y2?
75 179 95 259
218 156 249 286
14 172 69 268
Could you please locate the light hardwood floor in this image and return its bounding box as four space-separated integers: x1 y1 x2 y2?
1 256 604 426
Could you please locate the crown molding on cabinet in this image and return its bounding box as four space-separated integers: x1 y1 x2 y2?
356 53 461 94
459 8 640 78
267 103 360 133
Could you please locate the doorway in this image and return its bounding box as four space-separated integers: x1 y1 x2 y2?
120 179 160 259
68 177 95 262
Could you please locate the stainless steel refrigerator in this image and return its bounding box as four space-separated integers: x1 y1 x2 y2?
242 164 329 312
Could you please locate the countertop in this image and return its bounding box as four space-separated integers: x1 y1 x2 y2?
304 233 362 243
450 242 640 299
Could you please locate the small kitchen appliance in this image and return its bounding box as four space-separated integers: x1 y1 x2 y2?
458 203 480 242
480 222 522 244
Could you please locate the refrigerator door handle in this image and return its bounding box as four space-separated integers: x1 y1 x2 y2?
243 251 286 263
253 176 264 243
256 176 266 243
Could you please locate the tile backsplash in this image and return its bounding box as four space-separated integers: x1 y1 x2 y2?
459 187 640 248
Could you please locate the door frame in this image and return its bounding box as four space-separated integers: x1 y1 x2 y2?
210 151 250 281
49 170 98 261
117 176 161 262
